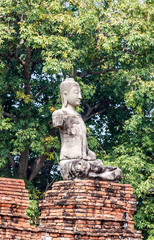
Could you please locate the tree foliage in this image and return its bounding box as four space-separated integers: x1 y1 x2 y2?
0 0 153 239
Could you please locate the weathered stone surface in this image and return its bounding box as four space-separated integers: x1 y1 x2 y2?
52 78 121 181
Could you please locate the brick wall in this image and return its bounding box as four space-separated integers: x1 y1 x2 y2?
0 177 37 239
39 180 142 240
0 178 142 240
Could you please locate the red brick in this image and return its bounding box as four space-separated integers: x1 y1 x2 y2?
0 178 142 240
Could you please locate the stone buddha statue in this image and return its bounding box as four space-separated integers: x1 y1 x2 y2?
52 78 121 181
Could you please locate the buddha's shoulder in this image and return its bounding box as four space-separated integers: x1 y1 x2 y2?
52 109 65 127
52 108 64 117
52 109 71 122
53 108 79 117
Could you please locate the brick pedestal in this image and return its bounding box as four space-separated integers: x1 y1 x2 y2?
39 180 142 240
0 178 142 239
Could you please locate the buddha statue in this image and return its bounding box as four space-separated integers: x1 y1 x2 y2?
52 78 121 181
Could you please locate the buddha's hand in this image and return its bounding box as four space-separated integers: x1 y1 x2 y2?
83 149 96 161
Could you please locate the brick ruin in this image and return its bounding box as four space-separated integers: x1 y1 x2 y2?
0 177 142 239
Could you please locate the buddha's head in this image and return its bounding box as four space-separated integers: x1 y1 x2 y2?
60 78 82 108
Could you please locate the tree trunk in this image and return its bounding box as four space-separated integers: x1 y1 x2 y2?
28 155 47 181
18 146 29 178
17 47 31 179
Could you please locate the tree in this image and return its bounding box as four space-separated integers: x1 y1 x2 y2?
0 0 153 238
0 0 80 182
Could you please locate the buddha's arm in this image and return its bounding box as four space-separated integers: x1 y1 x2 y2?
52 110 63 128
87 148 96 160
81 120 96 160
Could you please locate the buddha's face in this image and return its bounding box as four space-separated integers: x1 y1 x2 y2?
65 84 82 107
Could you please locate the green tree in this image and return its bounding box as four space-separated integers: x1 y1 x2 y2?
0 0 80 183
0 0 153 238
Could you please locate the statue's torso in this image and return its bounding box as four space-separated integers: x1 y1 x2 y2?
52 108 88 160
